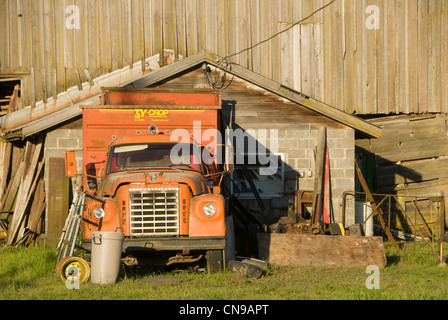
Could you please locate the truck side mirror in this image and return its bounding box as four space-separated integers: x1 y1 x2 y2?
64 151 77 177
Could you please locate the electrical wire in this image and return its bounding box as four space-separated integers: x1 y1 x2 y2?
222 0 336 62
211 0 336 90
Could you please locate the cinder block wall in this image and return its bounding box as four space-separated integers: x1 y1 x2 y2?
276 126 355 225
227 123 356 227
44 118 84 193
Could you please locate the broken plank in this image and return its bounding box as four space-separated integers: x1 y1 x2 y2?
0 161 24 215
6 137 43 244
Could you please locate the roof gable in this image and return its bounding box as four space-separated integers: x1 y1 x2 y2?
1 51 381 140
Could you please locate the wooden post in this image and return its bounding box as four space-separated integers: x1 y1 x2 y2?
312 127 326 225
440 192 445 265
46 158 70 247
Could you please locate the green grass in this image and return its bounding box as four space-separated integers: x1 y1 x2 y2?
1 241 448 300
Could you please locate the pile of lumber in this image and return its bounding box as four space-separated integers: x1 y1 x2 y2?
0 136 46 246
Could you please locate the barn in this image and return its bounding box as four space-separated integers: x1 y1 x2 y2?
0 51 380 253
1 0 447 256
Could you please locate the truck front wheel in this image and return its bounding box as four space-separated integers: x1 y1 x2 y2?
206 250 224 273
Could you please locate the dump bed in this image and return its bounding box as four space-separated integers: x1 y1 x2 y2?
81 88 221 190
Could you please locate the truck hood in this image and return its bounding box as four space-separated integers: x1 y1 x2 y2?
97 170 209 196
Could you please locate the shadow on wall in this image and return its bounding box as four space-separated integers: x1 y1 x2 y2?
221 100 311 257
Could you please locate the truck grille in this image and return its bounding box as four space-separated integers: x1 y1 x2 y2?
129 188 179 236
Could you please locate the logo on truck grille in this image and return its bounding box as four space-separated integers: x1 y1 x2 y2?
129 188 179 236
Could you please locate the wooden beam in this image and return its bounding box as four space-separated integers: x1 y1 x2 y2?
257 233 387 268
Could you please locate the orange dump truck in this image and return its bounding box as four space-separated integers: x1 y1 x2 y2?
65 88 230 272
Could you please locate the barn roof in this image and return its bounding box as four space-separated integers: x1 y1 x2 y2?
0 51 381 140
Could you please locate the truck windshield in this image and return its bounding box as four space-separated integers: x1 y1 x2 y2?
107 143 202 174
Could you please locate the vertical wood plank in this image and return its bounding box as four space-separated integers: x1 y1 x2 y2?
31 0 43 103
226 0 237 61
185 0 198 56
364 0 377 114
279 22 294 90
46 158 70 247
323 0 334 107
43 0 55 99
142 0 152 60
86 0 97 72
249 0 260 73
151 0 163 59
441 0 448 113
54 0 65 93
408 0 419 114
386 0 397 114
332 0 343 110
417 0 428 113
205 0 218 56
301 24 312 96
9 0 19 71
39 0 48 101
175 0 187 59
292 24 301 93
395 0 407 113
312 24 324 100
235 0 249 68
0 1 7 69
278 0 292 83
162 0 176 55
376 0 388 114
269 0 280 82
216 0 227 58
110 0 119 70
131 0 142 65
343 0 355 114
427 0 441 113
122 0 133 67
196 0 206 52
258 0 270 78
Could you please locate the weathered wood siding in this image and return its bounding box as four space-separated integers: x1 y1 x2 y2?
356 114 448 197
1 0 447 115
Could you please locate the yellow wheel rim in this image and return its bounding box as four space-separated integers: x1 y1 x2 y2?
55 256 90 283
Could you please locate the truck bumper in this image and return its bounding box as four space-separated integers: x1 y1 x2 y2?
82 236 226 253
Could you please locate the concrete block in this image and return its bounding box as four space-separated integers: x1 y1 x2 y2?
45 137 58 149
331 158 354 169
329 148 345 159
58 138 80 150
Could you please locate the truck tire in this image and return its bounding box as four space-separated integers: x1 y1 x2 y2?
206 250 224 273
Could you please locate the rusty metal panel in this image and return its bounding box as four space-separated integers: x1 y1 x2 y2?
100 88 222 108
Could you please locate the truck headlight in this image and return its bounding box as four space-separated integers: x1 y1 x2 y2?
202 203 216 216
93 207 105 219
